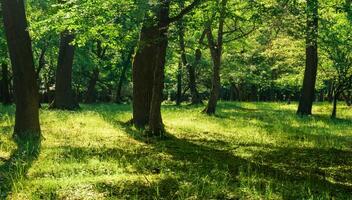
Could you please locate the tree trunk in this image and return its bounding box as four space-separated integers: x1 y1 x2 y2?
297 0 319 115
1 63 11 105
116 48 134 103
203 0 227 115
148 1 170 135
115 64 128 103
132 24 159 128
85 68 99 103
188 49 202 104
343 91 352 106
331 92 338 119
1 0 41 138
176 62 182 105
178 19 202 105
51 31 79 110
204 50 221 114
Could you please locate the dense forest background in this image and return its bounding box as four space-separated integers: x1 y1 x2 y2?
0 0 351 120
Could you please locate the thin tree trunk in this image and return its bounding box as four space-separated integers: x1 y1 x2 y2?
1 0 41 137
343 91 352 106
115 64 128 103
116 48 134 103
178 19 202 105
85 68 99 103
176 62 182 105
297 0 319 115
331 92 338 119
203 0 227 115
1 63 11 105
51 31 79 110
189 49 202 104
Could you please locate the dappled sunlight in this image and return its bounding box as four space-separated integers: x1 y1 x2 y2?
0 102 352 199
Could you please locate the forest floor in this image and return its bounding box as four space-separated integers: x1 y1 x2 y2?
0 102 352 200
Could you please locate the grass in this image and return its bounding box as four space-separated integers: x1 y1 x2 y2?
0 102 352 199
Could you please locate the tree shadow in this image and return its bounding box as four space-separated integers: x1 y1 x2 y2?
96 112 352 199
0 137 41 198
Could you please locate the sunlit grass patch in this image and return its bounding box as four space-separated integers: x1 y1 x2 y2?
0 102 351 199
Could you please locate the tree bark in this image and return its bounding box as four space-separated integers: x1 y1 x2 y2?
84 68 99 103
1 63 11 105
148 1 170 135
132 24 159 128
50 31 79 110
132 0 200 134
1 0 41 138
297 0 319 115
176 61 182 105
116 48 134 103
189 49 202 104
331 92 338 119
203 0 227 115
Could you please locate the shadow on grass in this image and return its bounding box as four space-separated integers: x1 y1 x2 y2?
0 137 41 198
93 108 352 199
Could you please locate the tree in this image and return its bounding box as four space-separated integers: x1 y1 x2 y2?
203 0 228 115
50 31 79 110
297 0 319 115
1 0 41 138
132 0 202 135
1 63 11 105
202 0 257 114
320 0 352 118
177 16 203 105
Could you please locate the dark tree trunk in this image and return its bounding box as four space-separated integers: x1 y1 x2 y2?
116 48 134 103
203 0 227 115
331 92 338 119
51 31 79 110
204 45 221 115
176 62 182 105
132 0 200 133
343 91 352 106
1 0 41 138
132 24 159 128
297 0 318 115
36 47 46 107
85 68 99 104
189 49 202 104
178 19 202 105
148 1 170 135
115 64 128 103
1 63 11 105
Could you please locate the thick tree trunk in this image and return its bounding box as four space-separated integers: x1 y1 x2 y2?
85 68 99 104
132 24 159 128
148 1 170 135
1 0 41 138
1 63 11 104
51 31 79 110
297 0 318 115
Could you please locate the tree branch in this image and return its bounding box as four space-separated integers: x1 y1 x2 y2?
168 0 204 24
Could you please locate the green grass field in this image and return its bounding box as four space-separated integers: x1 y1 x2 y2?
0 102 352 199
